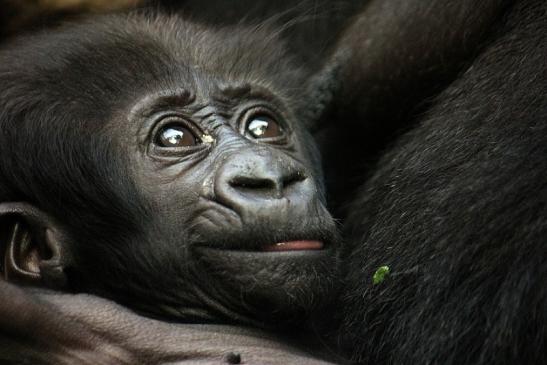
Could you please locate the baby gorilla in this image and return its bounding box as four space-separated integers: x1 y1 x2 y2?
0 13 338 327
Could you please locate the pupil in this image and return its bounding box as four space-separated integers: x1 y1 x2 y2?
248 119 269 137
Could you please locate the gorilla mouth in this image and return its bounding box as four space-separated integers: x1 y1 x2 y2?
194 238 329 253
262 240 324 251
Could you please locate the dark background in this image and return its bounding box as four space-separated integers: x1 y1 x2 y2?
0 0 367 68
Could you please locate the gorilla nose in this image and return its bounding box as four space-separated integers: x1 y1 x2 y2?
228 168 305 200
214 149 309 208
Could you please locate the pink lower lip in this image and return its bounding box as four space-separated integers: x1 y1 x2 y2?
262 240 324 252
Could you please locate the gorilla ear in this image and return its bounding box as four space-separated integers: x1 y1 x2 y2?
0 202 70 289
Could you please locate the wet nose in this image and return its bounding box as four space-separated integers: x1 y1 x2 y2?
227 163 305 200
214 148 308 207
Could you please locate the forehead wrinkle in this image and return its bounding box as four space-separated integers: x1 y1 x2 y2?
191 105 216 119
128 89 196 120
217 83 252 99
213 82 288 111
189 105 228 132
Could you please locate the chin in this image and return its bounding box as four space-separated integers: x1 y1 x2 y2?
192 243 339 326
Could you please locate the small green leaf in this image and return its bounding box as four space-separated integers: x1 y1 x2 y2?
373 265 390 285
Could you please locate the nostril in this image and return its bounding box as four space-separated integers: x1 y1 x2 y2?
229 176 276 192
282 171 307 190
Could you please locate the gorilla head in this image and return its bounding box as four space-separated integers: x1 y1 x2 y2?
0 14 338 326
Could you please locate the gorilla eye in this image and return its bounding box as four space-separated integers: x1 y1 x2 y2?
156 125 199 148
246 115 284 139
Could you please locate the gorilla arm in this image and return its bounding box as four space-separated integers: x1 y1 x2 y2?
0 280 136 365
318 0 512 209
332 0 512 123
0 280 336 365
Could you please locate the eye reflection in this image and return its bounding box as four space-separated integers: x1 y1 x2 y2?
247 115 283 139
156 125 198 147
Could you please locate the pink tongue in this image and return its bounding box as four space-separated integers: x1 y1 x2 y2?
263 240 324 252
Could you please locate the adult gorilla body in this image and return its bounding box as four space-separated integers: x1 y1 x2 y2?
325 0 547 364
0 0 545 364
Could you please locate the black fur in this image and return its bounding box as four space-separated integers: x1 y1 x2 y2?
330 1 547 363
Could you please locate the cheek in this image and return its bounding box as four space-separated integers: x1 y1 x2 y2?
145 184 202 238
294 131 326 194
130 150 219 254
136 157 212 210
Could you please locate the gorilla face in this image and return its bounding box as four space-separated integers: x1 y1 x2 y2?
0 14 338 326
123 74 338 324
